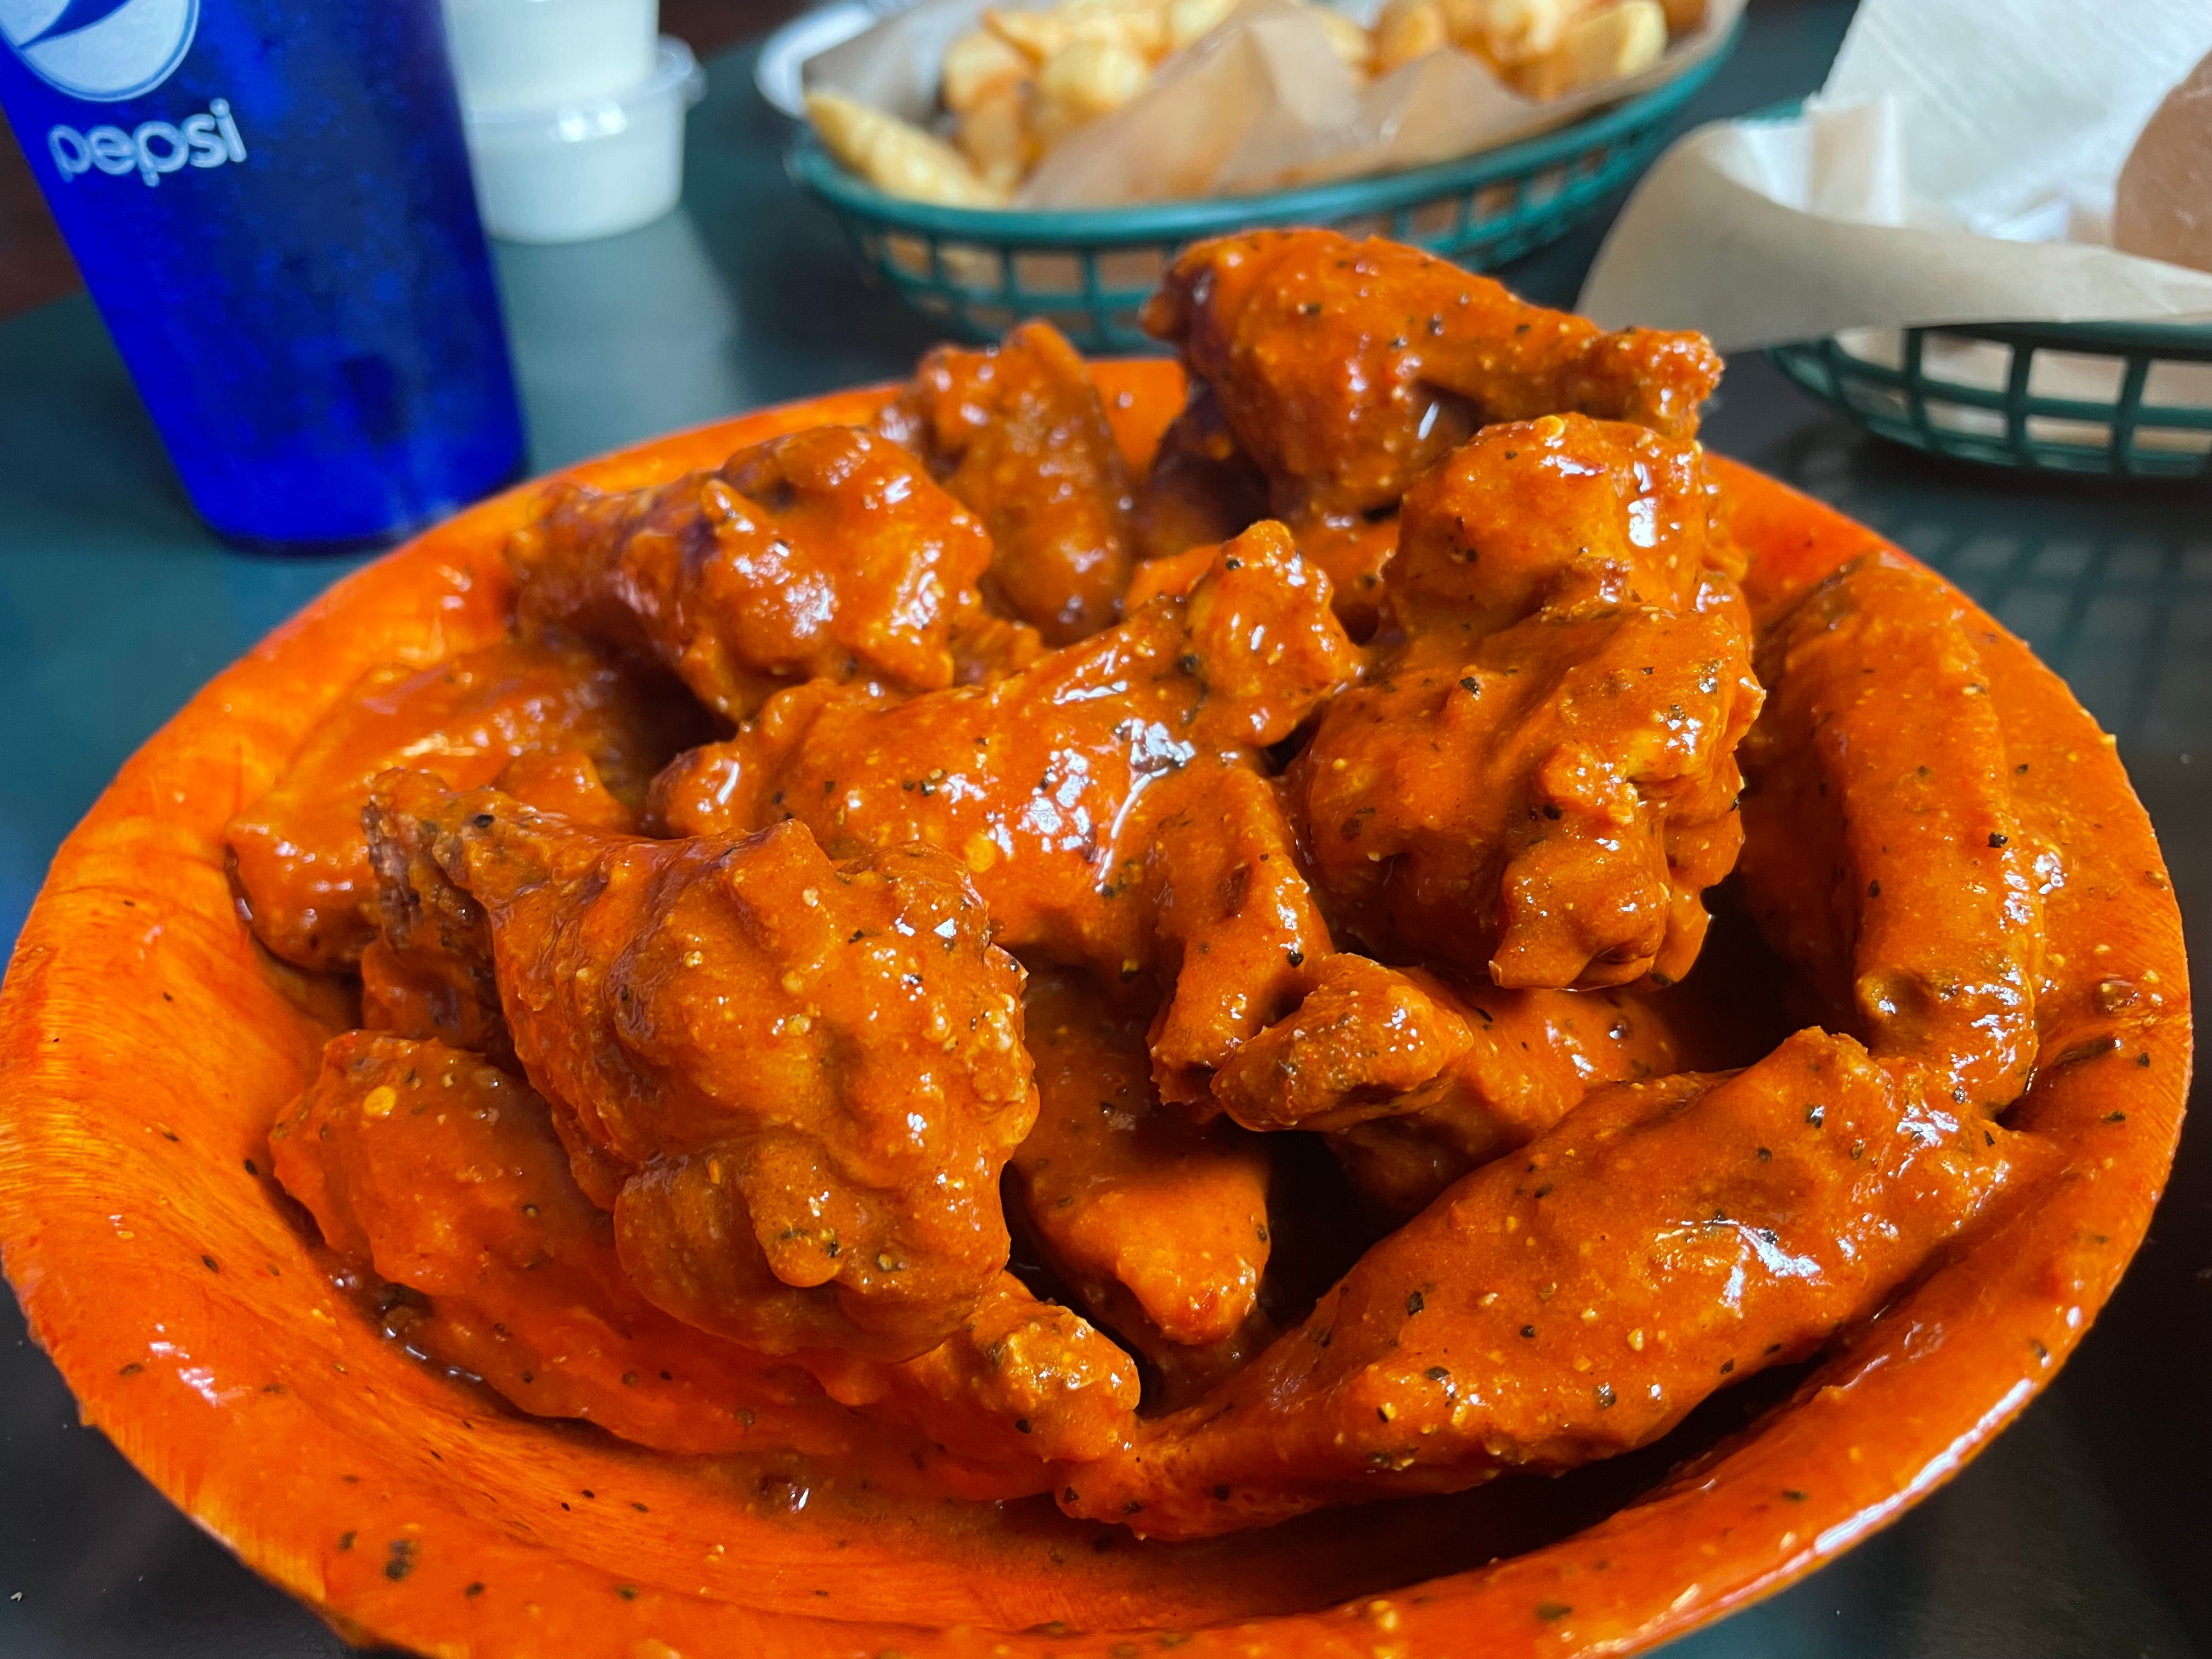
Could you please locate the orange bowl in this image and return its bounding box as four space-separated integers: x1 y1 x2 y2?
0 362 2190 1659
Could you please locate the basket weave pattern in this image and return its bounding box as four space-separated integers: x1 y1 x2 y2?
788 26 1736 351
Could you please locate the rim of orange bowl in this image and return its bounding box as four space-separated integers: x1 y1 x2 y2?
0 363 2189 1659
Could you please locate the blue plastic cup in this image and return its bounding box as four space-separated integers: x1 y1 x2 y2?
0 0 526 550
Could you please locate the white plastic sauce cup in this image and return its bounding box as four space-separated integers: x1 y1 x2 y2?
464 37 706 244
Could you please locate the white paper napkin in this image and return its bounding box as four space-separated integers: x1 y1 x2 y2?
1578 0 2212 351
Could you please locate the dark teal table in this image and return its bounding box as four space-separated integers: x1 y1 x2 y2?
2 4 2206 1654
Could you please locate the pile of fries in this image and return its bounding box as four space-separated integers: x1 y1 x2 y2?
805 0 1705 207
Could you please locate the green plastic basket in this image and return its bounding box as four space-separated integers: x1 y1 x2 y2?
1768 320 2212 481
788 20 1738 351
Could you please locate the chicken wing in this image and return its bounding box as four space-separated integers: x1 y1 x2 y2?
1060 1029 2034 1538
1740 552 2045 1111
1144 228 1723 518
878 320 1137 644
374 773 1037 1362
1214 955 1692 1212
1290 413 1760 988
1132 381 1267 563
1133 382 1396 640
1015 968 1273 1392
272 1032 1135 1488
358 748 634 1069
507 425 998 719
226 636 698 971
654 522 1361 1100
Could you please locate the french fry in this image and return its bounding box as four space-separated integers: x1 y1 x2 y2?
1030 36 1153 148
1454 0 1578 65
957 79 1037 193
1300 0 1376 72
1165 0 1238 50
985 0 1169 68
1374 0 1448 71
1505 0 1664 98
1658 0 1704 31
943 29 1032 112
806 91 1012 206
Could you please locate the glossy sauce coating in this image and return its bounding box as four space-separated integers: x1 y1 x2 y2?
1145 228 1723 517
377 774 1036 1362
272 1031 1134 1486
1060 1029 2038 1539
225 636 690 970
510 426 996 718
653 523 1359 1096
1740 552 2043 1111
1291 413 1760 987
359 748 634 1068
879 320 1137 644
1132 382 1268 564
1216 956 1694 1212
1016 968 1273 1359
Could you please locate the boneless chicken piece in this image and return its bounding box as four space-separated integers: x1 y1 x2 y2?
225 636 696 970
374 773 1038 1362
878 321 1137 644
654 522 1361 1098
1060 1029 2038 1539
272 1032 1135 1487
1740 553 2046 1111
1214 956 1693 1213
507 426 998 720
1014 969 1273 1398
1144 228 1723 518
1291 414 1760 988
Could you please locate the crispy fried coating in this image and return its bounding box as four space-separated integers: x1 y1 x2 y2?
374 775 1037 1361
1144 228 1723 518
1290 413 1760 988
879 321 1137 645
654 522 1360 1100
272 1032 1133 1485
508 426 997 719
1059 1029 2034 1539
1016 969 1273 1360
1740 553 2045 1111
225 636 692 971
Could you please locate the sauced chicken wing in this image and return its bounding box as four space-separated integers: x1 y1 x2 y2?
1133 383 1396 640
225 636 692 972
358 748 634 1069
1740 553 2046 1111
508 426 997 720
1060 1029 2035 1539
1215 955 1691 1213
1132 382 1267 564
878 320 1137 645
272 1031 834 1455
373 774 1037 1362
1144 228 1723 519
654 523 1361 1101
1015 968 1273 1395
272 1032 1134 1487
1290 414 1760 988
